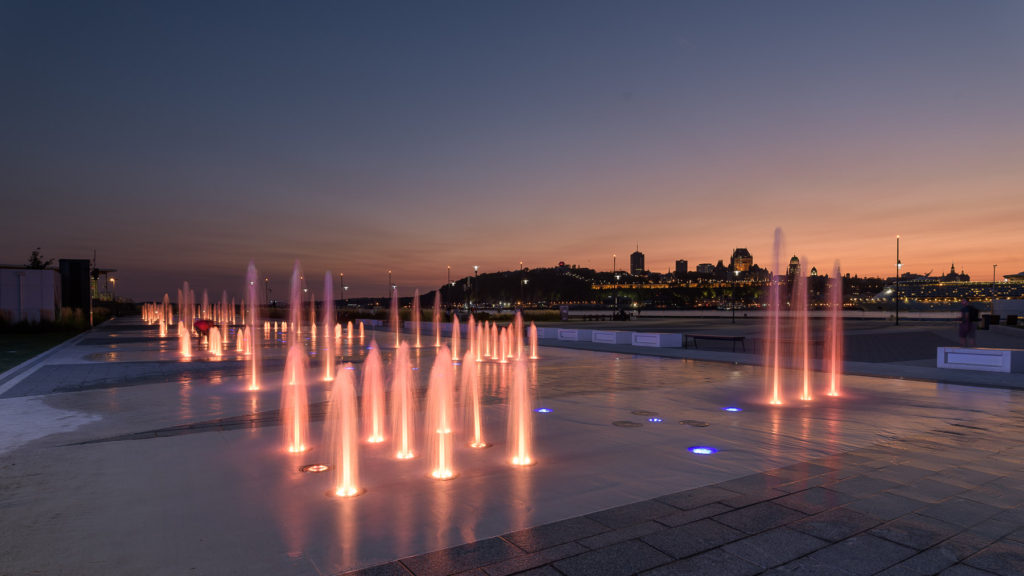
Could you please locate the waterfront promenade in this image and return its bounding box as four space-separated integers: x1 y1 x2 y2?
0 316 1022 575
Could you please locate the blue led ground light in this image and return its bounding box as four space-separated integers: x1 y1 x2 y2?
688 446 718 455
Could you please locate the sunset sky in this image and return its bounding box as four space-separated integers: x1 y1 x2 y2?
3 1 1022 300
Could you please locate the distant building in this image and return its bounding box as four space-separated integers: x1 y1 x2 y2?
674 259 688 278
630 250 645 275
696 263 714 275
787 255 801 278
810 266 818 277
730 248 753 272
941 263 970 282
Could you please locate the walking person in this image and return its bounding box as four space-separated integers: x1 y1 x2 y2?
958 298 978 347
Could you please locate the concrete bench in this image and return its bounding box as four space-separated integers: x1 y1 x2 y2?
937 347 1024 373
684 333 746 352
557 328 593 342
632 332 683 348
592 330 632 345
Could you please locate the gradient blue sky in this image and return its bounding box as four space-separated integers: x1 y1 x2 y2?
3 1 1022 300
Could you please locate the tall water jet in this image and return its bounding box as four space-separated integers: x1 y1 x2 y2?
288 261 303 334
220 290 229 339
178 321 192 358
791 257 812 401
826 261 844 396
433 291 442 347
529 322 539 360
389 287 400 348
322 272 336 382
308 290 317 342
347 320 354 340
201 289 210 320
358 321 364 339
391 342 416 459
765 228 784 405
514 310 524 360
281 344 310 453
412 289 422 348
451 316 460 362
236 326 245 352
508 358 534 466
326 362 361 497
498 327 509 364
361 343 386 443
209 326 223 357
426 346 456 479
245 261 262 391
462 350 486 448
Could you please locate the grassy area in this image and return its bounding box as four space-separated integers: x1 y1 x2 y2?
0 331 80 373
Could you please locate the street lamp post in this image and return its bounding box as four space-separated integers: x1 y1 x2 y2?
473 265 479 308
895 235 901 326
732 269 740 324
993 264 998 310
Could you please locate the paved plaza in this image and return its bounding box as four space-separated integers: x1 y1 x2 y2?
1 316 1023 575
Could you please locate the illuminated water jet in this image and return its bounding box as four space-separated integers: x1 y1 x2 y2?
326 363 361 497
827 261 844 397
281 344 310 453
426 346 456 479
508 358 534 466
462 350 486 448
361 342 386 444
391 342 416 460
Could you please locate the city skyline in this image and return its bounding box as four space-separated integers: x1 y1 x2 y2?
3 1 1022 300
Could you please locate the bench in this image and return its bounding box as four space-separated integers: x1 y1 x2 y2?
684 333 746 352
937 347 1024 373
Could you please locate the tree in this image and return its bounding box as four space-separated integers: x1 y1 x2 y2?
27 247 54 269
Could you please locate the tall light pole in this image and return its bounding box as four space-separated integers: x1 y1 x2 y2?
473 265 479 308
993 264 998 308
613 254 616 274
895 235 901 326
732 269 739 324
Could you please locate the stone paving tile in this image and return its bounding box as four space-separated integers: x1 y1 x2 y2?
875 546 960 576
917 497 1003 528
344 562 414 576
963 539 1024 576
503 567 560 576
959 485 1024 509
503 516 608 553
480 542 585 576
655 484 740 511
584 499 679 529
766 462 838 483
938 564 1001 576
716 471 789 495
828 474 902 497
720 526 829 569
775 474 833 494
640 547 761 576
399 538 522 576
576 521 665 550
938 466 1006 489
721 486 789 509
843 492 928 521
788 507 881 542
869 513 963 550
641 518 745 559
864 464 936 484
773 486 855 515
714 501 807 535
762 556 856 575
888 477 968 503
550 539 671 576
805 533 917 576
656 502 732 527
1008 527 1024 544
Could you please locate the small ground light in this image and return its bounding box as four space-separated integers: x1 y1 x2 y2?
688 446 718 455
723 407 743 412
648 417 663 423
535 408 552 413
300 464 329 473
